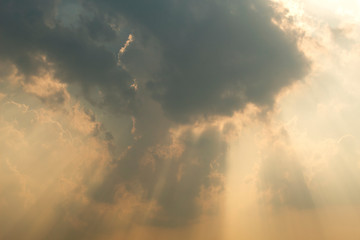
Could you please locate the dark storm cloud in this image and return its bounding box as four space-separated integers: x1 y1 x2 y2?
87 0 310 121
1 0 309 118
0 0 135 111
81 0 311 222
0 0 310 232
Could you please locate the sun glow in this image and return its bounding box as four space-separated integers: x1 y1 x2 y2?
222 0 360 239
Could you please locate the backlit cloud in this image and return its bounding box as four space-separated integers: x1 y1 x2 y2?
2 0 360 239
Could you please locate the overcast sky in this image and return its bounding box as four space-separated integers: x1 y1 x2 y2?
1 0 360 239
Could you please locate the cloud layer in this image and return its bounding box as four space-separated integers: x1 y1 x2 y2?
0 0 315 239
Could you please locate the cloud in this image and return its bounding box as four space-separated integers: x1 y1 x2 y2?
256 126 360 210
256 127 314 210
1 0 309 121
0 0 312 236
0 96 118 240
91 119 228 226
151 127 227 225
23 70 70 109
0 0 135 113
307 135 360 206
97 0 310 121
258 147 314 209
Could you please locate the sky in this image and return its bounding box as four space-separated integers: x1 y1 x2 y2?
1 0 360 239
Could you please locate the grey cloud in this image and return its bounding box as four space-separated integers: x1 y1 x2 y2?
152 127 227 225
1 0 310 233
0 0 135 112
91 119 227 226
38 89 69 108
1 0 309 118
88 0 310 122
